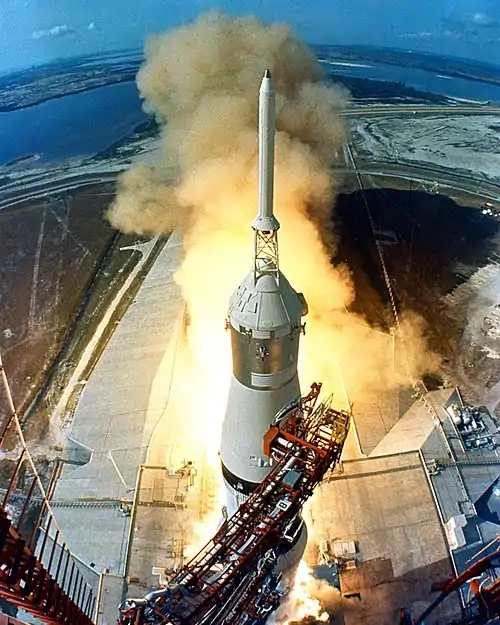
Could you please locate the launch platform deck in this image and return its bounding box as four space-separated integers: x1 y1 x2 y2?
51 234 184 622
317 452 460 625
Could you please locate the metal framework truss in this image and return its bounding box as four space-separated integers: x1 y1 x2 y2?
253 230 279 284
118 383 350 625
0 506 94 625
0 356 95 625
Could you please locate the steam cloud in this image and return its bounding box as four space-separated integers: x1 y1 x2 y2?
108 11 438 416
271 561 355 624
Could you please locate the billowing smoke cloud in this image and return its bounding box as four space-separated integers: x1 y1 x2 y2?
108 11 438 423
271 561 356 624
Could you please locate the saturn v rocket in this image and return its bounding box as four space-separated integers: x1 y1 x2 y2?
219 70 308 517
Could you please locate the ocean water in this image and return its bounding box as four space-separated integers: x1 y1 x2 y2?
0 81 147 166
0 53 499 168
320 57 500 102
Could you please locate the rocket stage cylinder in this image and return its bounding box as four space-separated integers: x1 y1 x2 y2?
220 272 305 515
252 69 280 233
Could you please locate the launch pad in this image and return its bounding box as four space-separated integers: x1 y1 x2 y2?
0 37 498 623
118 384 350 624
44 69 495 625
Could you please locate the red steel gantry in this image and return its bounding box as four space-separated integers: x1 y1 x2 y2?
0 356 95 625
401 543 500 625
118 382 350 625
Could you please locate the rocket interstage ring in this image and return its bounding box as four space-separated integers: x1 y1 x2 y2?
221 460 260 496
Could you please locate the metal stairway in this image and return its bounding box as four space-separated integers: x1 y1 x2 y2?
0 355 96 625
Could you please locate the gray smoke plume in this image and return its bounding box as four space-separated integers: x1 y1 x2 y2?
107 11 439 407
108 11 349 243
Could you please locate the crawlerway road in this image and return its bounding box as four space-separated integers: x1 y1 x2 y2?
332 159 500 202
342 103 500 117
50 236 161 442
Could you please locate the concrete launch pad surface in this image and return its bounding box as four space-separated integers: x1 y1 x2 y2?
350 389 403 456
319 384 500 624
317 452 460 625
125 462 219 600
369 394 437 457
52 234 184 619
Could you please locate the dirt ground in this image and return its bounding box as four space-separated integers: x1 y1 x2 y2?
334 184 500 408
0 182 141 440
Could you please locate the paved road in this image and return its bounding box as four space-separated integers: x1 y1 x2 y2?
332 161 500 201
51 237 161 441
342 104 500 118
4 156 498 217
0 171 118 210
1 102 498 210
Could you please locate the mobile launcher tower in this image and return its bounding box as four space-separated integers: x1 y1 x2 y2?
219 70 309 560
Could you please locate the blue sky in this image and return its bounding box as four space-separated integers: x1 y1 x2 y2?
0 0 499 73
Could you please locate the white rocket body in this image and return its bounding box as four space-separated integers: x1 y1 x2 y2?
219 70 308 516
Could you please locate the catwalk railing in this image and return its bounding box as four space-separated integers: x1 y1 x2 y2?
0 354 95 625
118 382 350 625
